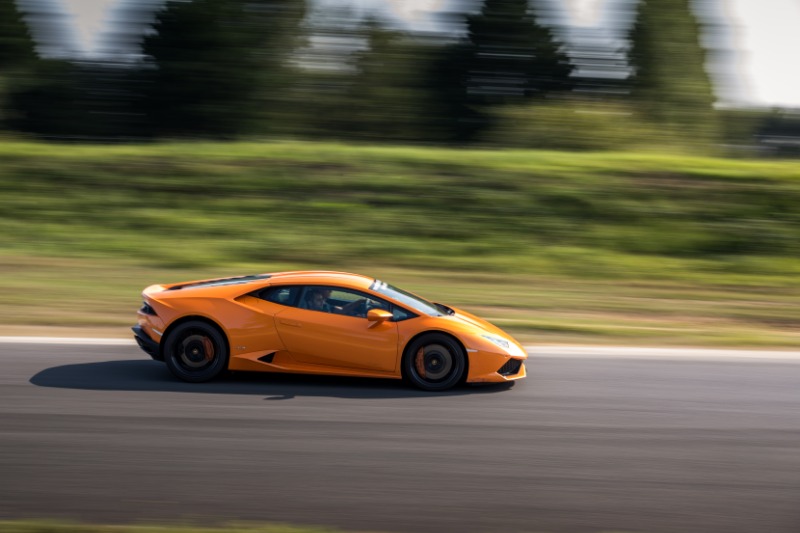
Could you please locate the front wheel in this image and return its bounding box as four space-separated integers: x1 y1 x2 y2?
164 321 228 383
403 333 466 391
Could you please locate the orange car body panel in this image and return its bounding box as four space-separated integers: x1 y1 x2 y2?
137 271 527 384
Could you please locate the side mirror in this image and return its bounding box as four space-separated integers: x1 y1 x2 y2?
367 309 392 324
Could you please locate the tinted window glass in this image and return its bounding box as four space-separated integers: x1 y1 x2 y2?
260 286 301 306
300 286 396 319
392 306 414 321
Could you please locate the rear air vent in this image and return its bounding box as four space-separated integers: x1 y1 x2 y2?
497 359 522 376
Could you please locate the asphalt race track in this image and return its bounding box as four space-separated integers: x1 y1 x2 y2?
2 340 800 533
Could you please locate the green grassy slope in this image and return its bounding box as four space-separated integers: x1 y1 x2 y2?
1 141 799 345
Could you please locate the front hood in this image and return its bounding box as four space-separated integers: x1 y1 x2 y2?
445 306 510 337
435 305 527 357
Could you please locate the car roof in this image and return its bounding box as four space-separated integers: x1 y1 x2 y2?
157 271 376 297
264 271 375 290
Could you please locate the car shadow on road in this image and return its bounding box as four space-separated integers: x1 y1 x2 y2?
29 359 515 399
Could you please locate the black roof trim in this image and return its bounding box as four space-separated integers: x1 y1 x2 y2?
168 274 272 291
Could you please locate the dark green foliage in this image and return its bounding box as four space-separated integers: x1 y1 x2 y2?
5 0 307 139
0 0 37 127
0 0 36 68
282 15 476 144
8 60 146 138
422 42 480 143
2 1 150 138
628 0 718 144
465 0 573 103
346 18 474 143
2 0 793 155
140 0 306 137
346 19 430 141
6 60 78 136
439 0 574 140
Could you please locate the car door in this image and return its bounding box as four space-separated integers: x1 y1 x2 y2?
274 286 399 373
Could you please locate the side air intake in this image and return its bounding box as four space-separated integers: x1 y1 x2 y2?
258 352 277 364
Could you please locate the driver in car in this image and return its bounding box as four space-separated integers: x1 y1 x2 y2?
307 288 368 317
306 288 334 312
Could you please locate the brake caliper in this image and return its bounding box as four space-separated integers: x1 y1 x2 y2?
415 347 426 378
202 336 215 361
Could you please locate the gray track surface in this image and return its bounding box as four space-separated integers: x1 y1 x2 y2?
2 342 800 533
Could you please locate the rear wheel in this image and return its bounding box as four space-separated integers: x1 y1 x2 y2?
164 321 228 383
403 333 465 391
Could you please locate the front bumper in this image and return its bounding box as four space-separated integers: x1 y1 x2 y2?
132 325 162 361
465 349 527 384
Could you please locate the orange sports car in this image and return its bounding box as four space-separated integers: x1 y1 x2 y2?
132 271 527 391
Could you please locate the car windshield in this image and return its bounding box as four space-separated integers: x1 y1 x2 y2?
371 280 443 317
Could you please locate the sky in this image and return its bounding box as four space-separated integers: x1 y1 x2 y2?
47 0 800 108
724 0 800 108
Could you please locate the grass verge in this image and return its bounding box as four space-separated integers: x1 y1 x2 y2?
1 141 799 346
2 253 798 347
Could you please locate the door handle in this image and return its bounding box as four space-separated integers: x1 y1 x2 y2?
279 319 301 327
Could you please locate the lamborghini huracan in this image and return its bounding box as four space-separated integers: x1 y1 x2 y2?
132 271 527 391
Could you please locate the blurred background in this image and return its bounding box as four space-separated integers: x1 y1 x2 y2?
2 0 799 149
1 0 799 346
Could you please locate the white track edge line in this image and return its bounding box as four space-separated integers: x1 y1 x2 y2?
529 345 800 360
1 336 800 359
0 336 135 345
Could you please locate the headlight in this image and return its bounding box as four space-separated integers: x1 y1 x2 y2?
480 334 525 356
482 334 510 350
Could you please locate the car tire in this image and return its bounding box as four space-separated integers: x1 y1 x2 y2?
403 333 466 392
164 320 228 383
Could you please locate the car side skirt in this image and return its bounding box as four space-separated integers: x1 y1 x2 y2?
229 350 402 380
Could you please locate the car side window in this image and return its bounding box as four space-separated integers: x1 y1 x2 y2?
300 286 393 319
392 307 414 321
258 286 301 306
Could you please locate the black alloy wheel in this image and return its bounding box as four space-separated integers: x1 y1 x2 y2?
403 333 466 391
164 320 228 383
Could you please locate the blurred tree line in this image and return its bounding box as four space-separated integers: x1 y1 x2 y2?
0 0 797 154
